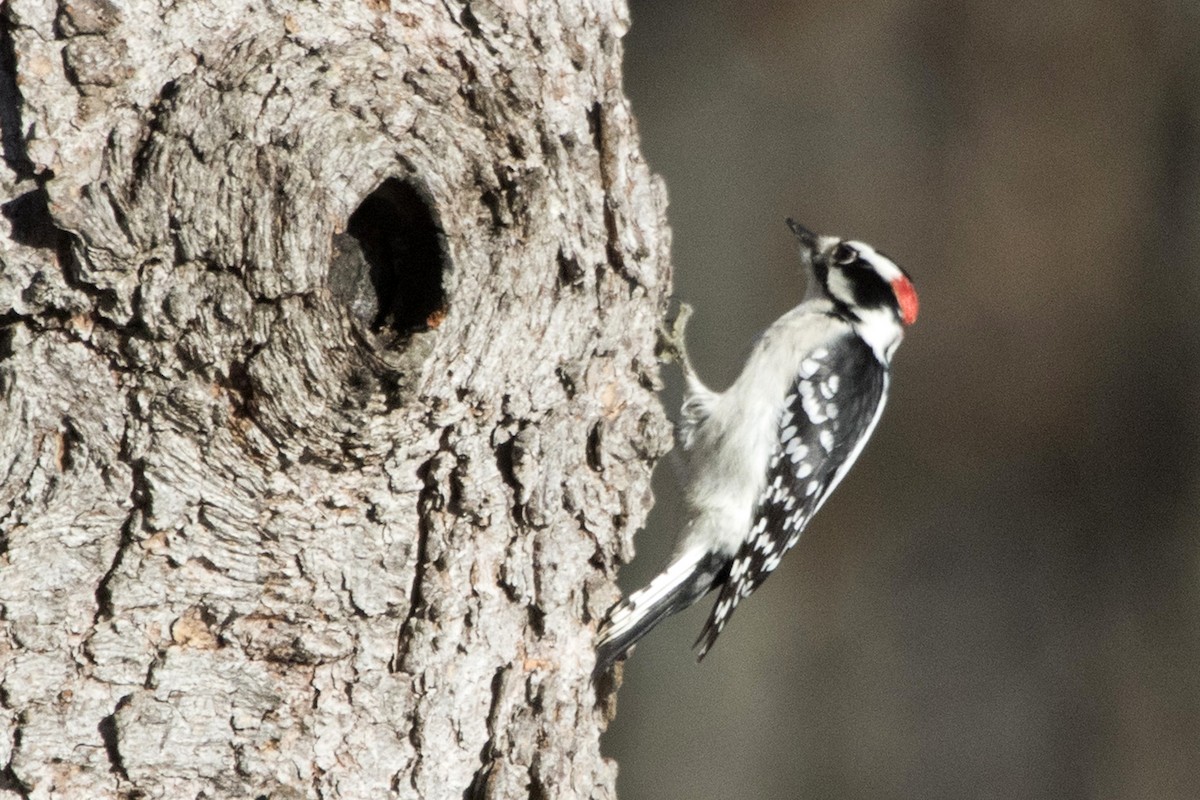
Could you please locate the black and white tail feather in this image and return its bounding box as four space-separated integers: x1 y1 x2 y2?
595 219 919 673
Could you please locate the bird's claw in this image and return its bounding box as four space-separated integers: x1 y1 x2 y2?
657 302 694 366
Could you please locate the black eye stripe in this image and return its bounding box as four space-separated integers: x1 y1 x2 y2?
851 270 899 311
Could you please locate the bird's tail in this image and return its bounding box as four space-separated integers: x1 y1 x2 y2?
594 547 726 674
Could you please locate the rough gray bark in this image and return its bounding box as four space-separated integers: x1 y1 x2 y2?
0 1 670 797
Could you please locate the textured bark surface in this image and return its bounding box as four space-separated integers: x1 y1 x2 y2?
0 1 671 797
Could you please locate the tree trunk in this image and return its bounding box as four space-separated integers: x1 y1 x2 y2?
0 1 670 797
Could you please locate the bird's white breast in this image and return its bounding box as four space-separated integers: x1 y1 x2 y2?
677 302 849 556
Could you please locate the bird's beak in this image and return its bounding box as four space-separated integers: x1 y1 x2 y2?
785 218 818 252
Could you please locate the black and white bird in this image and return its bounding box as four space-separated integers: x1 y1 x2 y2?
596 219 919 670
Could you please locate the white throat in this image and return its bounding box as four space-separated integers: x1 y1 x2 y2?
852 306 904 363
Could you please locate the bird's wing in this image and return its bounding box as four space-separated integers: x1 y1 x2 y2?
695 334 887 658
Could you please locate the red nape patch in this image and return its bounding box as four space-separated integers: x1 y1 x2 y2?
891 276 919 326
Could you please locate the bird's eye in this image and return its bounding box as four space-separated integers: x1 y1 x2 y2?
832 243 857 265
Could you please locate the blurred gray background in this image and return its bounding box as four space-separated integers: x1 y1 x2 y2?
603 2 1200 798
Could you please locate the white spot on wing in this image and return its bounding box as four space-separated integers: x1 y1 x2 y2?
800 381 827 423
716 598 731 621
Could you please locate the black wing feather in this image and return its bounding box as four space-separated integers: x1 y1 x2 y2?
696 335 887 658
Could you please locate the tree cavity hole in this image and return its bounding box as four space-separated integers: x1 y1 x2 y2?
330 178 448 341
